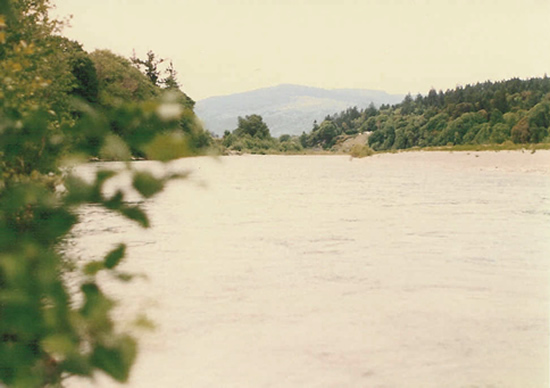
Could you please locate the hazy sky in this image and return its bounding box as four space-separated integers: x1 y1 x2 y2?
53 0 550 101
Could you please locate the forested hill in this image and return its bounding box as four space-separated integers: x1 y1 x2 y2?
300 77 550 150
0 29 212 159
195 84 404 137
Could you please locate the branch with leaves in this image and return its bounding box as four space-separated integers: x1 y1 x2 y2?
0 1 201 386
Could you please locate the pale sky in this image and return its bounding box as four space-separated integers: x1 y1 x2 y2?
52 0 550 101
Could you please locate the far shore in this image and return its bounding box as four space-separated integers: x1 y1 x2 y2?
221 142 550 157
89 141 550 162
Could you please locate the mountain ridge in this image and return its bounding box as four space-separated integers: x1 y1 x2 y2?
195 84 404 137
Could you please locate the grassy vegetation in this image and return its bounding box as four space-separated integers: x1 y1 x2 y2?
403 141 550 153
218 131 550 157
349 144 375 158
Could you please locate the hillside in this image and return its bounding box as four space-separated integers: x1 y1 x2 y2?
298 77 550 151
195 84 404 137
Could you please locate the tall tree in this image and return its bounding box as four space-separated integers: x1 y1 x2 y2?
162 60 180 90
235 114 271 139
131 49 163 86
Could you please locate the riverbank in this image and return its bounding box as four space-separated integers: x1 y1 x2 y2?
218 130 550 157
221 140 550 158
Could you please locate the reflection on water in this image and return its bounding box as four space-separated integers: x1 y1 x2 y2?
69 152 549 388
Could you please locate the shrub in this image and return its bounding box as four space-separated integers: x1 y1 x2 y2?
349 144 375 158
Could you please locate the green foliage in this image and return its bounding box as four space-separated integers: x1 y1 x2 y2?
131 49 163 87
88 50 209 156
69 49 99 103
221 114 286 153
130 51 195 108
278 137 303 153
91 49 159 107
0 1 206 386
279 134 291 142
299 77 550 152
220 122 305 155
349 144 375 158
0 102 187 386
162 61 180 90
234 114 271 139
314 121 341 149
132 171 165 199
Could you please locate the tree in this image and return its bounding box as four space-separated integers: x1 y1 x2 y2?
91 49 159 106
400 93 414 115
364 102 378 118
426 88 439 107
0 1 74 121
511 102 550 143
489 123 510 144
511 117 531 143
492 89 509 113
234 114 271 139
162 60 179 90
0 0 60 53
313 120 340 149
296 76 550 151
279 134 291 142
43 36 99 104
69 49 99 103
131 49 163 86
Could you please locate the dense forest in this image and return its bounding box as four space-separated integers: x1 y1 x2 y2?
218 78 550 155
299 77 550 151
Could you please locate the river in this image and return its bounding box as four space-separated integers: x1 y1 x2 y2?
69 151 549 388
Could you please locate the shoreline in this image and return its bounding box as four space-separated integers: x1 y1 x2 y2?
89 143 550 162
221 142 550 157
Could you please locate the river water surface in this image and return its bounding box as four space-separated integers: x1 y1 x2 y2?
69 152 549 388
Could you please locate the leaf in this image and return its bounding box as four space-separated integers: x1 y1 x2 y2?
35 207 77 243
91 335 137 382
103 190 124 210
99 134 131 161
64 175 94 204
61 354 92 376
83 260 104 276
104 244 126 269
120 206 149 228
80 283 114 329
132 171 164 198
95 170 117 187
144 132 192 162
113 272 135 282
41 334 76 357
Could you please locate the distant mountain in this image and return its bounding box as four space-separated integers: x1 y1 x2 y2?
195 84 404 137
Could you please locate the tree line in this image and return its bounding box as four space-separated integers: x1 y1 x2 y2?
221 114 304 154
298 77 550 151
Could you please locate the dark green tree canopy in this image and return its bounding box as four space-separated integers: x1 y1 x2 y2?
91 49 160 106
234 114 271 139
299 77 550 151
45 36 99 103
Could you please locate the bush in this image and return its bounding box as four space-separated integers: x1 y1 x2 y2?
349 144 375 158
